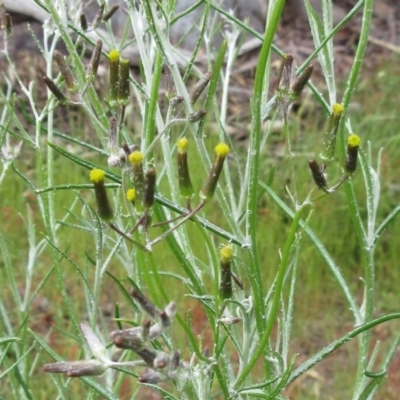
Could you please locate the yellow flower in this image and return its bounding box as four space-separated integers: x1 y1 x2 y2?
128 151 144 165
177 137 189 153
89 168 105 184
126 188 136 203
348 134 361 148
108 49 120 62
219 244 233 263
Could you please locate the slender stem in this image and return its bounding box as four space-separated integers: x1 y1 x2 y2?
261 182 361 323
144 51 163 154
287 312 400 387
337 0 375 396
246 0 286 338
234 204 305 389
148 202 205 248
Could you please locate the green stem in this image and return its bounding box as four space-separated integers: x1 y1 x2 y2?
144 51 163 154
287 312 400 387
234 204 304 389
246 0 286 339
338 0 374 396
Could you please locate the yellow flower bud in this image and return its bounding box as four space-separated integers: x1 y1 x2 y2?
345 134 361 175
89 169 113 221
200 143 230 201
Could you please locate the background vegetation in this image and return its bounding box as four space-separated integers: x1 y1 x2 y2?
1 0 400 399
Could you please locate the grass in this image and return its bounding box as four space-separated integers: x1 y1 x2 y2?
1 0 400 398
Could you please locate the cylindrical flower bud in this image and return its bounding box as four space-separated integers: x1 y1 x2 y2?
5 13 11 37
164 65 176 99
118 58 130 106
110 328 158 366
177 137 194 200
108 49 120 106
344 134 361 175
43 360 106 377
188 109 207 122
143 168 156 209
159 309 171 329
54 51 77 92
4 13 12 37
142 319 151 341
189 71 212 105
320 103 345 163
130 288 161 319
89 169 114 221
80 13 88 32
86 39 103 82
308 159 328 190
92 2 105 29
0 11 12 37
128 151 145 210
200 143 230 201
102 4 119 22
308 160 328 190
291 65 313 100
219 244 233 300
110 328 157 367
122 142 138 159
110 328 146 351
277 53 293 91
43 76 68 105
0 4 11 37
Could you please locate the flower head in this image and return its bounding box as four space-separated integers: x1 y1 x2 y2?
308 159 328 190
127 188 136 203
344 134 361 175
89 169 113 220
108 49 120 105
320 103 345 163
219 244 233 300
200 143 230 201
177 137 193 200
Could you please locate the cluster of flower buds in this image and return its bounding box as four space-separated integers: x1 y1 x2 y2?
126 151 156 218
79 2 120 32
43 38 105 105
91 138 229 246
143 140 231 248
110 289 180 383
275 53 314 119
43 50 81 104
43 291 181 384
108 49 131 107
308 101 361 193
83 35 229 248
90 149 156 232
